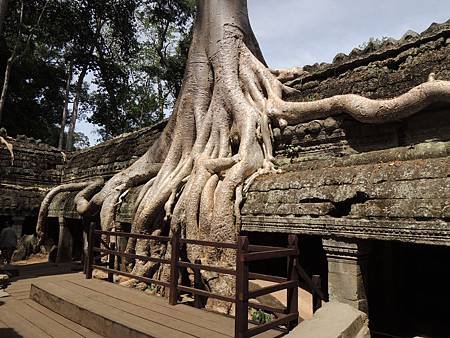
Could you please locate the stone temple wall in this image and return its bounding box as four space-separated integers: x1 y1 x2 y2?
1 21 449 333
242 21 450 246
0 21 448 246
0 135 63 219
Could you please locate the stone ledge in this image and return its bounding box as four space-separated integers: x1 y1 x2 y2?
241 215 450 246
287 301 369 338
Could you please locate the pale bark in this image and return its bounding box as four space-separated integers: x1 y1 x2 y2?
58 62 72 150
0 55 13 123
66 65 87 151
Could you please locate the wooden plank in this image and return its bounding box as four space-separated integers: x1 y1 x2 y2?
94 247 170 265
249 272 287 283
246 313 296 337
0 302 52 338
68 278 282 338
243 249 297 262
94 230 170 242
178 261 236 276
249 281 297 299
92 265 170 287
23 299 104 338
31 281 196 338
70 278 234 327
179 238 237 249
177 285 235 303
57 280 230 338
5 298 84 338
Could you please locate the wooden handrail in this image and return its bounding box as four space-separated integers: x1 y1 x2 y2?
248 280 297 299
179 238 237 249
92 265 170 288
178 261 236 276
248 272 287 283
93 247 170 265
246 313 296 337
243 248 298 262
85 224 304 337
177 285 236 303
94 230 171 242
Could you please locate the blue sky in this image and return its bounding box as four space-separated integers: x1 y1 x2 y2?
77 0 450 145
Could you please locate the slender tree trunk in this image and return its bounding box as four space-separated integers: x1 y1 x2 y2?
0 0 8 37
0 55 13 124
58 62 72 150
157 80 164 120
66 65 87 151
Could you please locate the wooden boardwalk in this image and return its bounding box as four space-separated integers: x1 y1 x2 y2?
0 264 284 337
0 264 102 337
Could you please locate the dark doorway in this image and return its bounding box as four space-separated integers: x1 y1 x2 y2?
368 241 450 338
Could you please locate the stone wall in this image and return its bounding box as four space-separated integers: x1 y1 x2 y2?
0 135 63 218
241 20 450 246
1 21 448 247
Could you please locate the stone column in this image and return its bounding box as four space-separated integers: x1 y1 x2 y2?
322 237 371 313
11 216 25 238
56 216 73 263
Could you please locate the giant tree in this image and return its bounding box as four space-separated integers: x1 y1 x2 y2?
37 0 450 306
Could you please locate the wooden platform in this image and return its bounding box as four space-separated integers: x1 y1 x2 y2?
29 275 284 338
0 261 286 337
0 265 102 338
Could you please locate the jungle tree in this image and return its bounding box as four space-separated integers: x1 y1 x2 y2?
37 0 450 308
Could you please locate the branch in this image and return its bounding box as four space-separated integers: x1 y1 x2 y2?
0 136 13 165
269 76 450 124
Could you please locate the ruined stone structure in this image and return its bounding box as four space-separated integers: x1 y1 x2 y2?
1 21 449 337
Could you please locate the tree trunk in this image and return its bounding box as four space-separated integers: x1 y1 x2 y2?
0 55 13 124
66 65 87 151
0 0 8 37
58 62 72 150
37 0 450 312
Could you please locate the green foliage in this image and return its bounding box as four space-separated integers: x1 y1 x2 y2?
357 36 390 51
0 0 194 145
0 0 66 144
251 308 273 324
88 0 195 140
72 131 90 149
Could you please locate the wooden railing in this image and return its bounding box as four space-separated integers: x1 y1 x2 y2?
85 226 327 337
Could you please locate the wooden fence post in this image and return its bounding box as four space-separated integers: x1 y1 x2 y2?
235 236 249 338
194 258 203 308
85 221 95 279
169 229 180 305
312 275 322 313
287 234 299 330
108 242 116 283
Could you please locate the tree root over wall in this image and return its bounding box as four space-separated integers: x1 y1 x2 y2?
36 0 450 313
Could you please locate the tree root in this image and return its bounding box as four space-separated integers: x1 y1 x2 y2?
36 180 100 244
267 74 450 125
35 0 450 311
0 136 14 166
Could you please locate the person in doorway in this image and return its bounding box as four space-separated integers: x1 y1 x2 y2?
0 223 17 264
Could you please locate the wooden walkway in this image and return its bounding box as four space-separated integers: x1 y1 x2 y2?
0 264 284 337
0 264 102 337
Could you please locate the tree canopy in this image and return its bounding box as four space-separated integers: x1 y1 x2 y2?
0 0 194 147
